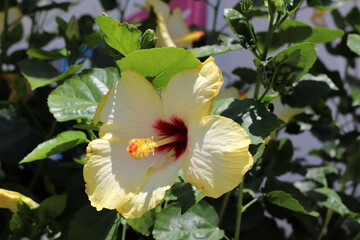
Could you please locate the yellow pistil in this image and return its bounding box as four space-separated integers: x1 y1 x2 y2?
126 135 179 160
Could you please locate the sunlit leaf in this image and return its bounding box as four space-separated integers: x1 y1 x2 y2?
171 182 205 214
219 99 284 144
117 48 200 90
19 59 83 90
20 131 87 163
48 67 119 122
302 27 344 44
96 15 141 56
127 210 155 237
347 34 360 56
153 202 224 240
267 190 319 217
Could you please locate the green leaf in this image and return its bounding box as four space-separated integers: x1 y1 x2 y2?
192 35 243 58
20 131 87 163
347 33 360 56
313 188 353 217
68 206 119 240
302 27 344 44
127 210 155 237
267 190 319 217
282 73 337 108
96 15 141 56
220 99 284 144
305 163 339 186
26 48 66 60
38 195 67 224
153 202 224 240
211 98 235 115
171 182 205 214
19 59 83 90
307 0 342 10
224 8 256 49
48 67 119 122
257 42 317 91
117 48 200 90
140 29 158 49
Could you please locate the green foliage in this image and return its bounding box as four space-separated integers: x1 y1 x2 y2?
19 59 84 90
153 202 224 240
217 98 284 144
192 35 243 58
48 67 119 122
117 48 200 90
96 15 141 56
347 33 360 55
20 131 88 163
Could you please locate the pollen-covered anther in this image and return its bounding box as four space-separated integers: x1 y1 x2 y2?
126 137 157 160
126 134 181 160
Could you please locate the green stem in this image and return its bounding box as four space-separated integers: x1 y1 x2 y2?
242 197 259 213
211 0 221 33
261 13 275 61
316 209 334 240
218 191 231 225
121 218 127 240
87 129 98 141
254 71 262 99
234 180 244 240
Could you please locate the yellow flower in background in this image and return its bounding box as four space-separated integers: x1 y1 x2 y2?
0 7 21 34
0 188 39 212
146 0 204 48
84 57 253 219
217 86 303 123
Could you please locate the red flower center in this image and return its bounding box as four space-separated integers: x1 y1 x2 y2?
152 116 188 159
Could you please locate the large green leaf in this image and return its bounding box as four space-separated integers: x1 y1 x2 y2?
26 48 66 60
347 34 360 56
307 0 342 10
19 59 83 90
117 48 200 90
256 42 317 91
68 206 119 240
171 182 205 214
219 98 284 144
96 15 141 56
153 201 224 240
302 27 344 44
192 35 243 58
281 73 338 108
38 195 67 224
224 8 256 49
127 210 155 237
20 131 87 163
48 67 119 122
267 190 319 217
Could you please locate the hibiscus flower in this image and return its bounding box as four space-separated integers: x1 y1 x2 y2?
84 57 253 218
0 188 39 212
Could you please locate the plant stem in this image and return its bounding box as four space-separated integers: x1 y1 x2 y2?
242 197 259 213
218 191 231 225
121 218 127 240
211 0 221 33
261 13 275 61
316 209 334 240
234 179 244 240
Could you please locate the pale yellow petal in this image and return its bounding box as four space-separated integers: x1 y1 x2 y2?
272 97 303 123
167 8 191 48
84 139 167 211
183 115 253 198
216 86 241 99
0 188 39 212
94 70 163 141
146 0 170 20
162 57 223 123
155 12 176 47
118 158 182 218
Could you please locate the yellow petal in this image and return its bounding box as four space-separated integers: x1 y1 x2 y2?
0 188 39 212
146 0 170 20
216 86 241 99
118 158 182 218
155 12 176 47
183 115 253 198
94 70 164 141
0 7 21 34
162 57 223 123
272 97 303 123
84 139 168 211
167 8 191 48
